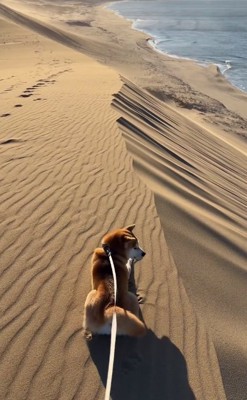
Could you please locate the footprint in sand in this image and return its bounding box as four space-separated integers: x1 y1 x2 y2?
4 85 14 92
19 93 33 98
1 113 11 117
36 80 47 85
0 138 22 145
14 104 23 108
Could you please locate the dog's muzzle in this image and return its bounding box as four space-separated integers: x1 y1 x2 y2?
129 246 146 262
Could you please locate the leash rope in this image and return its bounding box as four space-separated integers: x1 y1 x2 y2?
102 244 117 400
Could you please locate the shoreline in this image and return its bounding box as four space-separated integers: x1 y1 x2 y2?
98 2 247 134
147 38 237 89
2 1 247 129
107 0 247 95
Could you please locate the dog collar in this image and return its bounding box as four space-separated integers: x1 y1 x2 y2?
102 243 112 257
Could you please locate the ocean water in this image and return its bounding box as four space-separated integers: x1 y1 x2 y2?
108 0 247 92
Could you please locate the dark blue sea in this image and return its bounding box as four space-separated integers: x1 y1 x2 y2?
108 0 247 92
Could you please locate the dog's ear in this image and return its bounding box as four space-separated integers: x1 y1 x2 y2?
124 235 136 242
125 224 135 232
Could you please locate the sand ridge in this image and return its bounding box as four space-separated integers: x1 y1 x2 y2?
112 78 247 399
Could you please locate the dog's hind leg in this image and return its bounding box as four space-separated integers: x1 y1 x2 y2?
104 306 146 337
124 292 140 317
83 289 97 339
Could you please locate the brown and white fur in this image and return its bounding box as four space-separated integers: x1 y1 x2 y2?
83 225 146 338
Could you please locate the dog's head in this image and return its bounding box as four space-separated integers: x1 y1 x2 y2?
102 224 146 261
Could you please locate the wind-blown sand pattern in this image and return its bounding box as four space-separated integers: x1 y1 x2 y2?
0 1 246 399
113 78 247 398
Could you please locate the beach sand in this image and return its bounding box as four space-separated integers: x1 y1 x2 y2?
0 1 246 400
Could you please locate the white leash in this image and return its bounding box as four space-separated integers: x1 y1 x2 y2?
102 244 117 400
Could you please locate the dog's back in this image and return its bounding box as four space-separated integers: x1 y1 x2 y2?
83 225 146 337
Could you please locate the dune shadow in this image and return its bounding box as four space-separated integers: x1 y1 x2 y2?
87 263 195 400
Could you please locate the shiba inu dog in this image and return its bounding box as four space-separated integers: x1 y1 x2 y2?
83 224 146 338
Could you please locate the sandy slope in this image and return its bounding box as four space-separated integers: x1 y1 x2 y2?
112 78 247 399
0 12 226 400
1 1 246 399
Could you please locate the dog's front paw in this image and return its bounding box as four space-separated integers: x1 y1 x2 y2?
83 328 93 341
137 293 145 304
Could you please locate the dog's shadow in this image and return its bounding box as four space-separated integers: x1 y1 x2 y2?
88 331 195 400
87 265 195 400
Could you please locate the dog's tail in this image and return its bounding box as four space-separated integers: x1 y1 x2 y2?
104 306 146 337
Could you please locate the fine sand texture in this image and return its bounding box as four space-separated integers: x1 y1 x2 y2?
112 78 247 400
0 13 226 400
1 1 246 400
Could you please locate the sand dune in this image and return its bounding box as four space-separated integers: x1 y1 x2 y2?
0 1 246 399
1 1 247 133
0 14 226 400
0 12 226 400
0 2 104 57
112 78 247 399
